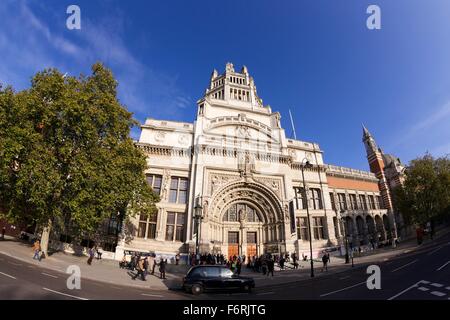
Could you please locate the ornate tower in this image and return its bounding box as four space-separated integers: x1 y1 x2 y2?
362 125 394 212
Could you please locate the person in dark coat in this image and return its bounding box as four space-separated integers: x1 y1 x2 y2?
236 260 242 275
267 258 274 277
321 253 330 272
159 258 167 279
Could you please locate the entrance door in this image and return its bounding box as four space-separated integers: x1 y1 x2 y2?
246 231 257 258
228 231 239 259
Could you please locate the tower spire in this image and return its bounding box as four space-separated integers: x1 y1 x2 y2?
362 123 372 140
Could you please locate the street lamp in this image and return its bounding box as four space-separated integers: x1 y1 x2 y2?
194 201 203 256
340 213 350 264
300 158 314 278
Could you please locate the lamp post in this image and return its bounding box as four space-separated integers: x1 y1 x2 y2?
194 201 203 256
300 158 314 278
340 212 350 264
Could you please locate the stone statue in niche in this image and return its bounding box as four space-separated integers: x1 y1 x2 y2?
238 152 255 178
161 169 171 201
238 209 247 227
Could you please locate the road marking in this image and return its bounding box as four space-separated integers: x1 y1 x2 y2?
256 292 275 296
391 259 418 272
0 271 16 279
141 293 164 298
387 280 422 300
430 291 446 297
42 288 88 300
8 261 22 266
446 287 450 290
436 261 450 271
430 283 444 288
427 246 443 256
320 281 366 297
41 272 58 279
418 287 429 291
339 276 350 280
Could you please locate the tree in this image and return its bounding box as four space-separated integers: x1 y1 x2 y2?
393 154 450 226
0 63 159 254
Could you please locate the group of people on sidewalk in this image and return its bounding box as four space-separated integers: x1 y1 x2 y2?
119 252 167 281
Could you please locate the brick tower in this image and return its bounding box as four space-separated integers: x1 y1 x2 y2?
362 125 398 240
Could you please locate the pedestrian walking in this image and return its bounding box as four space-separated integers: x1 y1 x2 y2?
236 259 242 275
1 226 5 240
292 253 298 270
32 240 41 261
96 246 102 259
149 253 156 274
175 252 180 265
87 247 95 265
143 257 149 276
152 254 157 274
267 258 274 277
159 258 167 279
321 253 329 272
132 257 146 281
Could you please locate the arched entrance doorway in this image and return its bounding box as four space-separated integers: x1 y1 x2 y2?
375 215 385 242
209 181 284 258
222 203 263 259
366 215 376 243
356 216 366 245
382 214 391 240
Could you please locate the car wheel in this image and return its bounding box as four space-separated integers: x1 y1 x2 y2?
244 284 252 293
191 284 203 295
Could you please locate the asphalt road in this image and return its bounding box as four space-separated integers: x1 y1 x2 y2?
1 231 449 300
183 231 450 300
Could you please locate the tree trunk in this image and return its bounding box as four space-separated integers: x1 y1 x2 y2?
40 219 52 257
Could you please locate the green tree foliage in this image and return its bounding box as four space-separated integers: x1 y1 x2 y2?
393 154 450 225
0 63 159 239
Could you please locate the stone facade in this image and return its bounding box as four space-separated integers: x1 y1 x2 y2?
115 63 396 263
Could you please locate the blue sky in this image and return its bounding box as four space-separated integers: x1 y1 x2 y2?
1 0 449 171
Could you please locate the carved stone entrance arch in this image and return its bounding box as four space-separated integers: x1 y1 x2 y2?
208 180 285 257
210 181 284 224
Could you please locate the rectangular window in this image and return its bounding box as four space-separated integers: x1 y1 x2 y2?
338 193 347 211
146 174 162 195
313 217 325 240
359 195 367 210
165 212 185 242
349 194 358 210
294 187 307 210
165 212 175 241
175 213 185 241
368 195 376 210
297 217 309 240
330 193 336 210
311 188 323 210
247 232 257 244
333 216 339 238
147 213 158 239
228 231 239 244
137 213 158 239
377 196 384 209
169 177 189 204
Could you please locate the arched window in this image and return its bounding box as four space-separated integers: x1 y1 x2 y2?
223 203 261 222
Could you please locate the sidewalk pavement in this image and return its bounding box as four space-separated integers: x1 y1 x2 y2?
240 226 450 288
1 227 448 291
0 237 184 291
